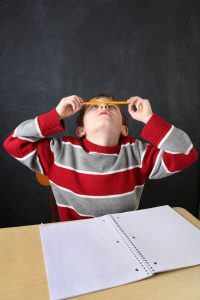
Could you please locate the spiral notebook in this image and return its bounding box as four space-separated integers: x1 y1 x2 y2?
40 206 200 300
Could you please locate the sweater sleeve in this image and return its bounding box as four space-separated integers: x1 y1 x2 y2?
3 108 65 175
140 114 198 179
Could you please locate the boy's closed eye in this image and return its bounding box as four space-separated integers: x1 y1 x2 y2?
86 105 99 110
86 104 118 111
107 104 118 110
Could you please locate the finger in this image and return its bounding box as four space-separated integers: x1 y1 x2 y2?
127 97 141 108
137 102 143 112
73 95 84 105
128 99 138 112
70 98 78 111
73 96 84 110
127 98 137 106
75 99 84 111
76 95 84 103
127 96 143 102
131 97 145 110
76 98 84 109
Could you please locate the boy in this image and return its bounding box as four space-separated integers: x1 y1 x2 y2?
3 94 198 221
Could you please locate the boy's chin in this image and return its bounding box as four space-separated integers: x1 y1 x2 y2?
96 121 114 130
97 118 113 125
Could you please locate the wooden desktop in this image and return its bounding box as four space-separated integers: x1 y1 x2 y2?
1 207 200 300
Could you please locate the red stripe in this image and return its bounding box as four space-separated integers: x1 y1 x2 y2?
141 144 160 177
163 147 198 172
37 139 54 175
142 144 198 174
49 164 146 196
141 114 172 146
3 134 37 158
4 133 55 175
62 136 136 145
61 136 137 150
57 206 93 221
37 108 65 137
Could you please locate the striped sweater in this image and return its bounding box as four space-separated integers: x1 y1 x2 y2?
3 108 198 221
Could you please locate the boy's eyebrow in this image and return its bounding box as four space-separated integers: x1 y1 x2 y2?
83 101 129 105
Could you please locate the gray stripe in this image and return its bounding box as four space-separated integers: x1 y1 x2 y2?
50 181 144 217
160 127 192 153
16 151 43 173
53 140 147 174
149 154 177 179
14 119 41 141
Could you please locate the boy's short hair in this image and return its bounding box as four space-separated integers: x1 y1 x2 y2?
76 93 128 128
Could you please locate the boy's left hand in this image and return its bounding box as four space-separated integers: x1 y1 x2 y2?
127 96 153 124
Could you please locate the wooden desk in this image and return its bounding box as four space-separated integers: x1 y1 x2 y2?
1 207 200 300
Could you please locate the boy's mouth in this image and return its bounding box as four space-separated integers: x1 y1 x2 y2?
99 111 110 116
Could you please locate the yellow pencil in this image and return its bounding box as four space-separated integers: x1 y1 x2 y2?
83 101 129 105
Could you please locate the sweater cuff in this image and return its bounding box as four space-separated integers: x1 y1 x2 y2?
37 108 65 137
140 114 172 146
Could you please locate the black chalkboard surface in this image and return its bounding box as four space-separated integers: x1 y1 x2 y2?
1 0 200 227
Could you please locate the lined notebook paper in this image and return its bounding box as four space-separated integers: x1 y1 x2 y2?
40 206 200 300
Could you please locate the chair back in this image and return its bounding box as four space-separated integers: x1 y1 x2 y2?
36 173 59 222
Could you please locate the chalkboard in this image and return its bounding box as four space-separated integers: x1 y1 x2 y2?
1 0 200 227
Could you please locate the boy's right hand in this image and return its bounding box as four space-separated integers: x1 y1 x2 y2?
56 95 84 120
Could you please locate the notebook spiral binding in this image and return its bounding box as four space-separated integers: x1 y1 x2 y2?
109 215 155 275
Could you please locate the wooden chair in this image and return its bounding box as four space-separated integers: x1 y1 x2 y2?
36 173 59 222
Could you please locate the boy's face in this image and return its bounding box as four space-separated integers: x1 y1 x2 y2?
77 97 128 138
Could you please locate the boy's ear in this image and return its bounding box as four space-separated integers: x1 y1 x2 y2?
76 126 86 137
120 125 128 137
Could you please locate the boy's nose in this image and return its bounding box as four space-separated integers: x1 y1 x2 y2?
100 104 108 109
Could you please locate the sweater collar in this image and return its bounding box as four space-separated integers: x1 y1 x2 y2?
81 138 121 154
